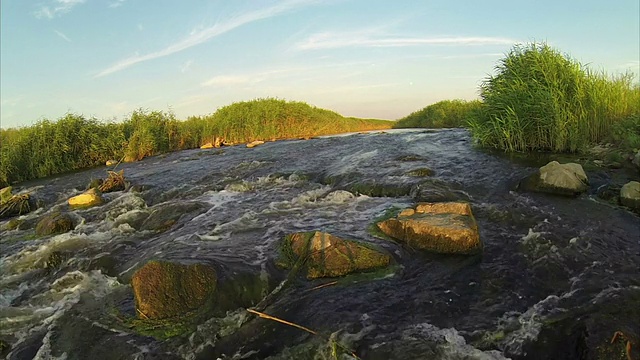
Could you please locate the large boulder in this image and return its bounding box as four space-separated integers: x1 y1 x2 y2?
377 202 482 255
279 231 391 279
35 212 75 236
521 161 589 196
620 181 640 210
68 188 103 208
131 260 217 320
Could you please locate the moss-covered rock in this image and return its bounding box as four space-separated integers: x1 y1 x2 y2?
377 202 482 255
279 231 391 279
0 193 33 219
35 212 75 236
68 188 103 208
520 161 589 196
620 181 640 210
131 260 217 320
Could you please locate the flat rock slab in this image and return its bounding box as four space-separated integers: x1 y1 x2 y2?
281 231 391 279
377 202 482 255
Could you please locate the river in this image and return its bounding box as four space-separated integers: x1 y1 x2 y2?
1 129 638 360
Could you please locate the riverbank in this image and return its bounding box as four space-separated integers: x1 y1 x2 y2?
0 98 392 187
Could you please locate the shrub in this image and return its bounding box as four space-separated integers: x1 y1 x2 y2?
468 42 640 152
394 99 482 128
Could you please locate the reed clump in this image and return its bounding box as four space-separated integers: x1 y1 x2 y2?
394 99 482 129
468 42 640 153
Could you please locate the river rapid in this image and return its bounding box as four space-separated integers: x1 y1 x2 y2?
1 129 638 360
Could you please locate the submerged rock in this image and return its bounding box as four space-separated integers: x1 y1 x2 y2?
406 167 434 177
620 181 640 210
279 231 391 279
140 201 205 232
377 202 482 255
411 178 468 203
35 212 75 236
521 161 589 196
131 260 217 320
68 188 103 208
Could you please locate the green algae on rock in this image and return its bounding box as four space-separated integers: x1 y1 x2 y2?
35 212 75 236
278 231 391 279
131 260 217 320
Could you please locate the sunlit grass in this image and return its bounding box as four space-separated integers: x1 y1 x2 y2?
0 98 392 187
394 99 482 129
468 42 640 153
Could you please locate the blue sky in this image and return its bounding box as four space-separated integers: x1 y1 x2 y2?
1 0 639 128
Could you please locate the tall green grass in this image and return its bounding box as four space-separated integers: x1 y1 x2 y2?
468 42 640 152
393 99 482 129
0 98 391 187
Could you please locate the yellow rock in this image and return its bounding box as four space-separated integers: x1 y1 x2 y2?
200 143 214 149
106 159 118 166
68 189 103 208
246 140 265 148
0 186 12 204
377 202 481 255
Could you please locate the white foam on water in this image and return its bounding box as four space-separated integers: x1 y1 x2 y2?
328 149 379 176
2 270 123 346
1 234 91 275
402 323 510 360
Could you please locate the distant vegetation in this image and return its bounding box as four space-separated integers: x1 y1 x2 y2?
0 98 392 187
393 99 482 129
467 42 640 153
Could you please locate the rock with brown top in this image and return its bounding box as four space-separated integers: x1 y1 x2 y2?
279 231 391 279
377 202 482 255
68 188 103 208
0 193 33 220
521 161 589 196
131 260 217 320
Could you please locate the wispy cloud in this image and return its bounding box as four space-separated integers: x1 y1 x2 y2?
180 60 193 73
95 0 319 78
35 0 85 19
109 0 127 8
54 30 72 42
201 61 370 87
296 30 517 50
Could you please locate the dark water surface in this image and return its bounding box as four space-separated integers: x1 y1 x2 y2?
1 129 638 360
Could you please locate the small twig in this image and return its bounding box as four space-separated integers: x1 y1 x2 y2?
307 281 338 292
246 309 360 359
247 308 317 335
136 308 150 320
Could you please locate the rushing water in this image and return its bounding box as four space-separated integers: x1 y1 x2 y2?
1 129 638 360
